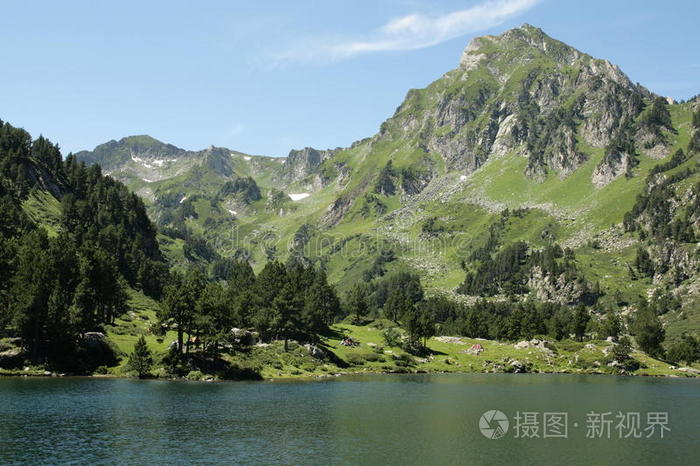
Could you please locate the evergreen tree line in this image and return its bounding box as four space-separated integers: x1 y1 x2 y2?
159 260 341 354
624 108 700 243
0 119 167 361
625 111 700 278
425 297 593 343
0 231 128 361
349 269 593 348
457 241 593 302
346 271 435 347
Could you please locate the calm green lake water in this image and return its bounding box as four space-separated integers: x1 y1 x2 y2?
0 374 698 465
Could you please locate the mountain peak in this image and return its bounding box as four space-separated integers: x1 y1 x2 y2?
118 134 165 146
460 24 583 70
76 134 187 171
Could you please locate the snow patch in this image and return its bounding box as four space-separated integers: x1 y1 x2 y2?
228 209 238 215
179 196 188 204
131 153 176 168
243 156 251 161
460 175 467 182
131 154 154 169
142 178 154 183
288 193 310 201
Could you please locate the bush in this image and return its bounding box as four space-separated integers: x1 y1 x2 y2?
346 353 366 365
549 340 583 353
219 362 263 380
392 353 413 368
186 370 205 381
300 362 318 372
401 339 426 355
363 352 384 362
382 327 403 347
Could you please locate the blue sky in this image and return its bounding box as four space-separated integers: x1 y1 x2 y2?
0 0 697 157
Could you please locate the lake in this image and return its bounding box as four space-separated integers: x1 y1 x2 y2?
0 374 698 465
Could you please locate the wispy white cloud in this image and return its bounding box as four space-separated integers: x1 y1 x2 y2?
226 123 245 138
274 0 540 65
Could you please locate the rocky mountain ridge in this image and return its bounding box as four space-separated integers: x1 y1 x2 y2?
72 25 700 343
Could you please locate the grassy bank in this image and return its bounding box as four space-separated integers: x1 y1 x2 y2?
2 291 698 381
98 294 697 380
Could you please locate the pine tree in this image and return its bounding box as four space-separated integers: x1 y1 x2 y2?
271 282 303 351
160 268 206 354
346 283 369 324
598 308 621 339
632 302 665 357
611 336 637 369
570 304 590 341
384 289 411 323
128 336 153 378
666 334 699 366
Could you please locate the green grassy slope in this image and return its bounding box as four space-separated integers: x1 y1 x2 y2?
99 299 696 380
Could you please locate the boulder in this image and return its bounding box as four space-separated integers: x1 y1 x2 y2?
83 332 107 350
230 328 257 346
0 347 24 368
305 344 326 360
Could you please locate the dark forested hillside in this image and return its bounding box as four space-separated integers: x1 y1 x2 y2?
0 119 168 366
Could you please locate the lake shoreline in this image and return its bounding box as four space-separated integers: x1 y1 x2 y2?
2 364 698 382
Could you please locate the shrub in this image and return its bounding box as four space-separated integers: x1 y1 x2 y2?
346 353 366 365
382 327 403 347
219 362 263 381
392 353 413 367
186 370 205 381
363 352 383 362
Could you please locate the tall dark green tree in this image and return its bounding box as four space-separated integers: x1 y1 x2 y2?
346 283 369 324
127 336 153 378
194 282 229 351
632 301 665 357
303 269 340 333
597 308 622 339
404 303 436 347
272 281 304 351
160 268 206 354
251 261 288 339
666 334 699 366
570 304 590 342
384 288 414 323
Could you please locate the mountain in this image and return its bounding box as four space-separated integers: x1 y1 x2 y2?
76 25 700 342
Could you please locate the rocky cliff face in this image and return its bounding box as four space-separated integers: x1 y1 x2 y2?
279 146 340 188
375 24 655 186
